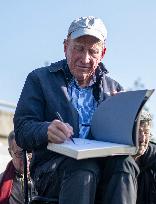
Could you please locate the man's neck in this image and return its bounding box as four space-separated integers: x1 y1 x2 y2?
76 75 96 88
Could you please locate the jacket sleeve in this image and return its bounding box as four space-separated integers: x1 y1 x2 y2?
13 70 50 150
108 76 124 92
141 142 156 170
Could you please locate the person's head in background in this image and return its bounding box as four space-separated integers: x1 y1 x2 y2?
8 131 24 174
137 109 152 156
64 16 107 87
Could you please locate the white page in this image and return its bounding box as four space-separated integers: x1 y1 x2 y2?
48 138 132 151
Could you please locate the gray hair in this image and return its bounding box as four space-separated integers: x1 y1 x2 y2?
140 109 152 122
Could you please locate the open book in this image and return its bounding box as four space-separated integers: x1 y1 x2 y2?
47 89 155 159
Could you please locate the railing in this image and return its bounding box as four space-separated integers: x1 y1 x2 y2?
0 100 16 110
0 100 15 137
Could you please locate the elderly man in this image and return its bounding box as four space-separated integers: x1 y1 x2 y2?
133 110 156 204
0 131 32 204
14 16 139 204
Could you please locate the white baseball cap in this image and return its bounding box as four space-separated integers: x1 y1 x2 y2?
68 16 107 42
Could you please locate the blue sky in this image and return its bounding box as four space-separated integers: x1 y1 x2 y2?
0 1 156 136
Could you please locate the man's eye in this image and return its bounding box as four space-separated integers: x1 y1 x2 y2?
144 131 150 135
89 49 99 55
90 50 99 54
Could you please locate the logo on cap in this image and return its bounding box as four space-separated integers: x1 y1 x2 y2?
68 16 107 42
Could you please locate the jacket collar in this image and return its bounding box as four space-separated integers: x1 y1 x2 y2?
48 59 73 83
48 59 67 73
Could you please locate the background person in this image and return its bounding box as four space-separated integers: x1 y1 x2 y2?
0 131 31 204
14 16 139 204
133 110 156 204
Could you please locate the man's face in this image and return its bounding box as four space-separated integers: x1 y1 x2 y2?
138 121 151 156
64 35 105 87
9 139 24 174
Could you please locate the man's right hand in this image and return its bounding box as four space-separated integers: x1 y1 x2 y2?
47 120 74 144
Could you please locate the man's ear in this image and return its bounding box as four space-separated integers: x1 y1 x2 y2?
64 39 68 57
101 47 106 59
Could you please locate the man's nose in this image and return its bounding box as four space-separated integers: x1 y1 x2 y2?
139 131 146 143
82 51 91 63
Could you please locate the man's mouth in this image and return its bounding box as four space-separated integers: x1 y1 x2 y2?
76 65 91 69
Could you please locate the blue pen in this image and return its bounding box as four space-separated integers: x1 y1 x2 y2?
56 112 75 144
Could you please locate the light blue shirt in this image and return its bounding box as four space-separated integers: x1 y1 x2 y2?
68 79 97 138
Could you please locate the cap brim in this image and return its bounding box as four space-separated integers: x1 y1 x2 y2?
70 28 105 42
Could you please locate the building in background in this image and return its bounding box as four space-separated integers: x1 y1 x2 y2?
0 100 15 172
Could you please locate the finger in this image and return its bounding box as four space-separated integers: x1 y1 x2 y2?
56 120 73 137
107 90 125 96
48 123 68 141
48 120 73 140
48 133 65 144
65 123 74 135
52 126 69 140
